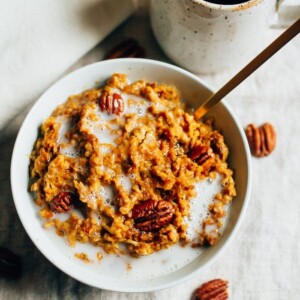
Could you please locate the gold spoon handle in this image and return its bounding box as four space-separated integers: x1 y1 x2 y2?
194 18 300 121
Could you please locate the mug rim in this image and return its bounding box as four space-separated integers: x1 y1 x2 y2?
189 0 264 11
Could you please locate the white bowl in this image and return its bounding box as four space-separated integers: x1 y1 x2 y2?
11 58 251 292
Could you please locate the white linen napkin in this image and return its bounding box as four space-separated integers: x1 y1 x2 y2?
0 0 134 131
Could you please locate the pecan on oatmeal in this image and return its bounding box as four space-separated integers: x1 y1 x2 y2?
132 200 175 232
50 192 77 213
188 145 215 174
98 91 124 115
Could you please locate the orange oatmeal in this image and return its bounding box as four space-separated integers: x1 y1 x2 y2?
29 73 236 257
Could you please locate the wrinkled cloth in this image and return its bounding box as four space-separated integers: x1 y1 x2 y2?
0 0 134 132
0 2 300 300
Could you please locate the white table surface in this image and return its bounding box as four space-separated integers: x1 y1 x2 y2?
0 4 299 300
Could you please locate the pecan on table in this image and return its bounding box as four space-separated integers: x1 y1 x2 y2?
50 191 77 213
245 123 276 157
0 247 22 280
192 278 229 300
104 38 146 60
99 91 124 115
131 199 175 232
188 145 215 172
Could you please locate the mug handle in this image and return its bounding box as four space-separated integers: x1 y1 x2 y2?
271 0 300 28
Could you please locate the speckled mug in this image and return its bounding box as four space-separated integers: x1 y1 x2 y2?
150 0 273 73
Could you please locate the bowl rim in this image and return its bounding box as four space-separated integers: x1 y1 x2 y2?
10 58 252 292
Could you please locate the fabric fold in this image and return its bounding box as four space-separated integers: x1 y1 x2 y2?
0 0 134 130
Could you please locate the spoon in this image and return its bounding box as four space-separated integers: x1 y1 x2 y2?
194 18 300 120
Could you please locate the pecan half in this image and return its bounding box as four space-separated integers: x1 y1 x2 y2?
188 145 215 172
104 38 146 60
210 132 228 162
99 91 124 115
131 200 174 232
50 192 77 213
0 247 22 280
246 123 276 157
193 279 229 300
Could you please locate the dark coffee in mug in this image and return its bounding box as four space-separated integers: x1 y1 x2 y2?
205 0 248 4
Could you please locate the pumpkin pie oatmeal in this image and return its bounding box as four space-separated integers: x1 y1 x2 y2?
29 73 236 257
